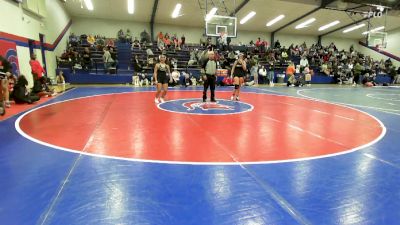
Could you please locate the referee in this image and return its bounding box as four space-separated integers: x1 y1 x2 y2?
202 51 218 102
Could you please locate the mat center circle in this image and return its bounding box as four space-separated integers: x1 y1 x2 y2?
158 98 253 115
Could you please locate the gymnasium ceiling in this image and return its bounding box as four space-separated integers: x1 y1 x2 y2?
61 0 400 40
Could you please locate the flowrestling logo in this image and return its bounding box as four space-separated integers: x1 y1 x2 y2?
158 98 253 115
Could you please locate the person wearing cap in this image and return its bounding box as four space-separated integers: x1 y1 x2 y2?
230 53 247 101
201 51 218 102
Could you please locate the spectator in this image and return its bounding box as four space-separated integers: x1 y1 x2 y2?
182 71 192 87
389 65 397 84
181 34 186 48
131 55 142 85
87 34 96 46
220 32 227 51
281 51 288 60
103 47 114 73
227 51 236 63
12 75 40 104
117 29 125 42
106 38 115 48
157 32 164 42
1 72 15 108
227 36 232 50
126 29 132 43
132 37 141 49
82 47 91 70
320 62 330 76
353 61 363 86
219 55 230 69
0 77 4 115
258 65 267 84
109 47 118 69
286 62 296 87
304 66 312 86
393 67 400 84
188 49 198 65
29 53 46 80
0 55 11 74
56 70 65 84
80 34 88 45
170 68 180 86
385 58 393 72
295 65 301 74
299 56 309 72
32 76 55 97
267 61 275 85
69 33 79 47
200 34 207 47
95 36 105 47
140 30 150 43
146 48 154 57
170 58 178 70
172 34 180 49
250 56 259 85
274 40 281 49
147 56 156 68
158 39 165 51
255 38 262 48
206 36 212 47
163 36 171 49
133 55 143 74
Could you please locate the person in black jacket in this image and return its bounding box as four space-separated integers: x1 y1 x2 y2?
202 51 218 102
12 75 40 104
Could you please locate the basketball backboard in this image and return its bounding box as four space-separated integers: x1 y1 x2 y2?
368 31 387 49
205 15 237 37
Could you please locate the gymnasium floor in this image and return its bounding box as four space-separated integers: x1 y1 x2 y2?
1 85 399 225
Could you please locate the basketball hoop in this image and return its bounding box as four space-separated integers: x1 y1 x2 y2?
368 31 387 49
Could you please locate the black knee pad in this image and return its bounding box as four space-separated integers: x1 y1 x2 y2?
234 85 239 89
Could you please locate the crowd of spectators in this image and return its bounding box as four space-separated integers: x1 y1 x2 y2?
156 32 186 51
199 38 400 87
58 31 400 88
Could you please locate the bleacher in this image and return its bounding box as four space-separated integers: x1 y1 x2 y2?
58 39 207 84
57 36 394 85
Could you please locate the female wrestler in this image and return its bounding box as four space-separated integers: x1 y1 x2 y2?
154 55 171 103
230 53 247 101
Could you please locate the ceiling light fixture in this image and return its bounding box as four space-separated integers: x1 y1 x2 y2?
83 0 93 11
205 7 218 21
295 18 316 29
240 11 256 24
318 20 340 31
362 26 385 35
266 15 285 27
128 0 134 14
172 3 182 18
343 23 365 33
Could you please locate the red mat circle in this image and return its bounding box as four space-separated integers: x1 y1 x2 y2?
18 91 384 163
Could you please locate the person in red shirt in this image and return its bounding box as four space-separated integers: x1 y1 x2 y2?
157 32 164 42
29 53 45 80
163 37 171 49
255 38 263 47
